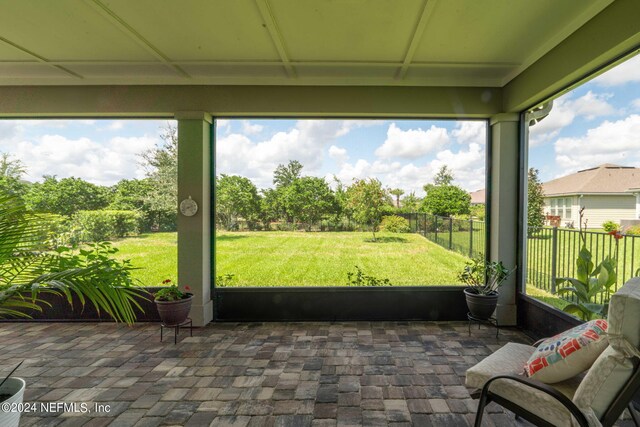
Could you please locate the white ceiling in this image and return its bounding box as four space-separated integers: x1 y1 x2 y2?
0 0 614 87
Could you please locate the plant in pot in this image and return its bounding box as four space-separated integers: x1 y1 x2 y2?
154 280 193 325
459 256 514 320
0 191 146 427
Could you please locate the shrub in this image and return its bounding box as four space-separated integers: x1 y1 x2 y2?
346 266 392 287
626 225 640 236
216 274 236 287
602 220 619 232
380 215 410 233
71 210 142 243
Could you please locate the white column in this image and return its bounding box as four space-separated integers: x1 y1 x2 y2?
177 112 213 326
489 113 520 326
636 193 640 219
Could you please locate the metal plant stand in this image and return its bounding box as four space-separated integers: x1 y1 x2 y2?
467 313 499 338
160 318 193 344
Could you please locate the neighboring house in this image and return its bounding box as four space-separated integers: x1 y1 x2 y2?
542 164 640 228
469 189 485 205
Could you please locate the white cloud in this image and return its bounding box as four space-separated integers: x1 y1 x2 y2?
375 123 449 159
0 133 158 186
554 114 640 172
241 120 263 135
592 54 640 86
328 145 348 164
529 91 616 146
632 98 640 110
216 119 230 129
106 121 125 131
451 121 486 146
216 120 364 188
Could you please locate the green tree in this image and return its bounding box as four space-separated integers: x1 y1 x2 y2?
528 168 545 233
347 178 392 241
433 165 454 186
282 177 336 230
141 124 177 215
216 174 260 230
0 152 29 198
109 179 154 211
400 192 421 213
25 176 109 216
258 188 282 230
420 185 471 217
389 188 404 209
273 160 303 188
332 176 353 226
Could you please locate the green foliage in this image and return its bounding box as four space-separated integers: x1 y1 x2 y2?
346 178 393 241
602 220 620 233
140 124 178 220
555 211 618 321
273 160 303 188
154 279 191 301
458 255 513 295
470 204 485 220
421 185 471 217
626 225 640 236
0 152 29 198
380 215 410 233
25 176 109 216
282 176 336 230
399 192 421 213
346 266 392 287
527 168 545 232
71 210 142 243
0 190 145 324
433 165 454 186
216 174 261 230
215 274 236 288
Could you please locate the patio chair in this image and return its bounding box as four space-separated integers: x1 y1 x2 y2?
466 278 640 427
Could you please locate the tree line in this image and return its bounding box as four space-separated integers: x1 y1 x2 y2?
216 161 477 239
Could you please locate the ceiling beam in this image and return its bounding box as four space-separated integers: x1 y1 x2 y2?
396 0 438 80
86 0 190 79
254 0 296 78
0 36 82 79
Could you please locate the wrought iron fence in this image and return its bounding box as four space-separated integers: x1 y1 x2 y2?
526 227 640 303
398 213 485 259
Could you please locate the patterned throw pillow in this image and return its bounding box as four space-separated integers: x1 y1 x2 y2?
524 319 609 383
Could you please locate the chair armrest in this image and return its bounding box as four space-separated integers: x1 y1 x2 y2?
480 374 589 427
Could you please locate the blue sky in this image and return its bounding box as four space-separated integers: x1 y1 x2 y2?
0 54 638 193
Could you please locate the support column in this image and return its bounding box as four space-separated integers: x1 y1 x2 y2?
177 112 213 326
489 113 520 326
635 193 640 219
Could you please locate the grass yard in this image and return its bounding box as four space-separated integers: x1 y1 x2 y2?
112 232 178 286
215 231 468 287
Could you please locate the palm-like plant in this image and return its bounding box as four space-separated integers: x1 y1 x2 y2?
0 191 146 324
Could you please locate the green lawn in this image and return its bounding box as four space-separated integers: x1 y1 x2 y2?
112 232 178 286
112 231 469 287
215 231 468 287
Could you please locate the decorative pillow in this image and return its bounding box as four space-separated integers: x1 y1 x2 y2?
524 319 608 383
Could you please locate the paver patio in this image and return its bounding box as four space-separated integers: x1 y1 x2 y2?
0 321 632 426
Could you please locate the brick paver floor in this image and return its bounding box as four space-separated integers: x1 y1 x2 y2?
0 321 633 426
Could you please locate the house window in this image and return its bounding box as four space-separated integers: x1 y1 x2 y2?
565 197 572 219
550 199 556 215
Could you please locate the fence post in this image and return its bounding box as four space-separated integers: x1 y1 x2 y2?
423 213 427 237
469 219 474 258
449 217 453 250
551 226 558 294
434 215 438 242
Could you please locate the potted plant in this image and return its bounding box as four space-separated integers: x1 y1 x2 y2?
459 256 514 320
0 363 24 427
154 280 193 325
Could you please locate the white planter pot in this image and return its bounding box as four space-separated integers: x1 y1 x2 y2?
0 377 25 427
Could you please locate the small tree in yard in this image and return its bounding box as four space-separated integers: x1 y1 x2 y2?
347 178 392 241
433 165 454 186
216 174 260 230
527 168 545 235
400 192 421 213
282 177 336 230
420 185 470 217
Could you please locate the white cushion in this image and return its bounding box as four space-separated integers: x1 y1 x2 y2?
466 342 584 426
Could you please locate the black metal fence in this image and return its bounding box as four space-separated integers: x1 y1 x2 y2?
526 227 640 302
399 213 486 259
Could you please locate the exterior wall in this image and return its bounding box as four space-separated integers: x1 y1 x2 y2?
582 195 636 227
